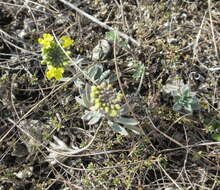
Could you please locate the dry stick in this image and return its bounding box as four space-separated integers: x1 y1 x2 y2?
8 117 129 165
7 117 101 158
159 141 220 153
25 1 39 32
0 28 38 56
156 159 183 190
146 112 220 170
135 66 145 95
193 11 208 70
2 63 94 149
10 76 20 120
58 0 140 47
208 0 219 108
182 125 195 190
113 32 145 136
208 0 219 62
46 121 103 165
55 158 144 171
52 31 97 85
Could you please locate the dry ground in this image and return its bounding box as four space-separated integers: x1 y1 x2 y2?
1 0 220 189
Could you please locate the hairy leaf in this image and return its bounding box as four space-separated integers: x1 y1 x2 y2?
75 97 87 107
82 111 93 121
115 117 139 126
88 112 102 125
108 121 128 136
124 125 144 135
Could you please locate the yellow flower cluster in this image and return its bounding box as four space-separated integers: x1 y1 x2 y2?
38 34 74 50
46 65 64 81
61 36 74 49
90 83 123 117
38 33 74 80
38 33 54 49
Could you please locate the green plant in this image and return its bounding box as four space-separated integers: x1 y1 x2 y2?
76 82 141 135
90 82 122 117
76 81 142 135
73 64 116 89
204 118 220 142
128 60 145 81
163 80 200 113
38 33 74 80
105 31 129 48
172 85 200 113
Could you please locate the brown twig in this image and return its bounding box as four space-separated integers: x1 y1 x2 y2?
58 0 140 47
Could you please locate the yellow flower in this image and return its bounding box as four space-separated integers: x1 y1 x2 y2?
110 110 118 117
115 93 123 102
95 102 101 109
38 33 54 49
114 104 121 110
46 66 64 80
61 36 74 48
104 106 110 113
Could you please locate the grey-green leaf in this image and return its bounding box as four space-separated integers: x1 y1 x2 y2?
85 83 91 103
88 65 99 79
119 104 129 115
108 121 128 136
173 103 182 111
75 97 87 107
81 111 93 121
124 125 144 135
115 117 139 126
105 31 118 42
73 79 84 88
88 112 102 125
82 93 90 108
97 70 110 83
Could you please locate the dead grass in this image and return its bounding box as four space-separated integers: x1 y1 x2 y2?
1 0 220 189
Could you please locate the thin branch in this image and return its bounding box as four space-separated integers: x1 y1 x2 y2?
58 0 140 46
208 0 219 62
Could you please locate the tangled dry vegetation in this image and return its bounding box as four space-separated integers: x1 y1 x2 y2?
1 0 220 189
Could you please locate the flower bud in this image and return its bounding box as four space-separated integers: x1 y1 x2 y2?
95 102 101 109
110 110 118 117
114 104 121 110
91 86 97 91
104 106 110 113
